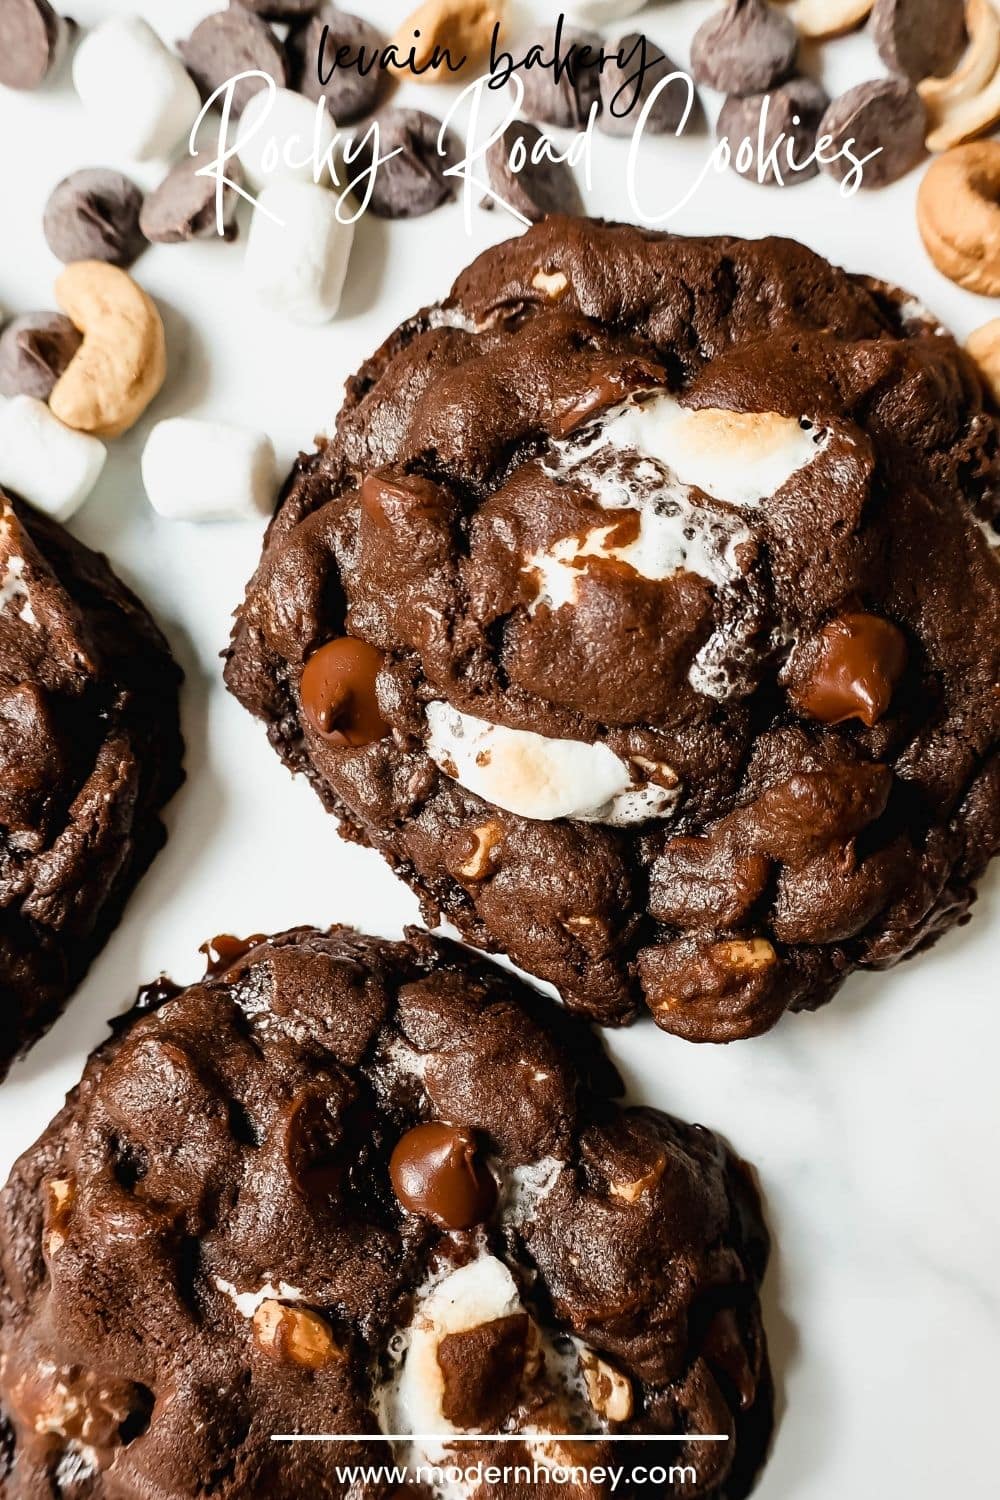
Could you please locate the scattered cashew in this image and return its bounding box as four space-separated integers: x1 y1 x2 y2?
917 142 1000 293
49 261 166 439
784 0 874 40
390 0 505 81
967 317 1000 402
919 0 1000 113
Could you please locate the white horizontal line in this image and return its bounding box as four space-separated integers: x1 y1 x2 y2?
271 1434 730 1444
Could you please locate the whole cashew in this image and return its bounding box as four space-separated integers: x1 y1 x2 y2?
917 142 1000 294
966 317 1000 402
390 0 505 81
785 0 873 40
49 261 167 439
920 0 1000 149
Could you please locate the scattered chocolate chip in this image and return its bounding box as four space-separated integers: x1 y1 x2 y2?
690 0 798 97
520 24 603 128
232 0 320 16
299 636 388 744
0 312 81 401
351 108 462 218
179 9 287 117
819 79 926 189
140 151 244 243
788 612 908 726
870 0 967 83
0 0 73 90
389 1122 497 1230
42 169 146 267
717 77 829 186
600 33 694 137
288 4 386 124
485 120 584 224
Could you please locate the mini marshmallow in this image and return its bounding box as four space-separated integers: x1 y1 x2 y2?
237 86 336 192
0 396 106 522
73 17 202 162
245 182 354 325
141 418 277 523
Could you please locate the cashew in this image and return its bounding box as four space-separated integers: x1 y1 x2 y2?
917 143 1000 293
967 317 1000 402
532 268 569 299
579 1350 633 1423
390 0 505 81
919 0 1000 113
49 261 166 439
452 820 502 880
609 1155 665 1204
43 1177 75 1257
785 0 873 40
714 938 777 972
253 1300 343 1369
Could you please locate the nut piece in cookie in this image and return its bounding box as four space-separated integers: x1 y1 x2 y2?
0 927 773 1496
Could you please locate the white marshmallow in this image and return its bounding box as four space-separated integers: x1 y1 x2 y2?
73 18 201 163
237 86 336 192
0 397 106 522
245 182 354 325
425 701 681 826
141 419 277 523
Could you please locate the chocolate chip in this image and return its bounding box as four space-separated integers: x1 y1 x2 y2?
819 80 926 189
351 108 462 218
179 9 287 117
43 169 146 267
0 312 81 400
787 612 908 726
389 1122 497 1230
140 151 244 244
870 0 967 83
0 0 72 90
690 0 798 97
232 0 320 16
299 636 388 744
600 33 693 136
288 5 385 124
717 78 829 186
520 25 603 128
485 120 584 224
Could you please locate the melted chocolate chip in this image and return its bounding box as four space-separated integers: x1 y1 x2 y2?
389 1121 497 1230
299 637 388 745
791 613 908 727
200 933 267 978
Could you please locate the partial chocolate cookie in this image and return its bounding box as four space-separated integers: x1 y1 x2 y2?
289 4 386 123
0 491 183 1077
485 120 584 222
819 80 926 188
0 0 73 90
870 0 967 83
0 313 81 400
718 77 829 185
179 8 287 117
600 33 693 136
0 926 773 1497
352 108 462 218
691 0 798 97
520 22 603 128
43 169 146 268
226 219 1000 1040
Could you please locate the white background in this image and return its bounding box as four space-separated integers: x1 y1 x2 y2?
1 3 998 1497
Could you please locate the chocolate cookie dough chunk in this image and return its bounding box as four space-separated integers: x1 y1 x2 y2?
226 219 1000 1040
0 491 182 1076
0 926 773 1497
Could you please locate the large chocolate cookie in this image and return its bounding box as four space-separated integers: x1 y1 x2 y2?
0 926 772 1497
0 491 183 1075
226 219 1000 1040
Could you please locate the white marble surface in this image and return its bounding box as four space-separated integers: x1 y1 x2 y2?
1 3 998 1497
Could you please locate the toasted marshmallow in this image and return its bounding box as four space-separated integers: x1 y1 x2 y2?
141 419 277 523
426 702 681 826
237 87 336 192
0 397 106 522
245 182 354 325
73 18 201 162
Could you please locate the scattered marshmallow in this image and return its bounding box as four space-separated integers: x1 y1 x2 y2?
141 418 277 523
73 17 201 162
245 182 354 325
425 701 682 826
237 86 336 192
0 396 106 522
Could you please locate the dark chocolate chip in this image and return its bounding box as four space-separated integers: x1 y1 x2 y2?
0 0 72 90
870 0 967 83
600 33 694 137
231 0 320 16
819 79 926 189
179 9 287 118
485 120 584 224
0 312 82 400
351 108 462 218
691 0 798 97
43 168 146 267
520 24 603 129
140 151 244 244
288 5 386 124
717 77 829 186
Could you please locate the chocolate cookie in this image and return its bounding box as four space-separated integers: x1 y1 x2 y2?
0 491 183 1077
226 219 1000 1040
0 925 773 1497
